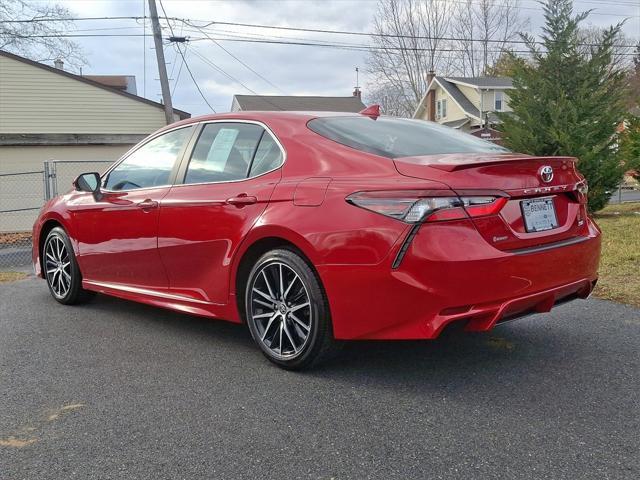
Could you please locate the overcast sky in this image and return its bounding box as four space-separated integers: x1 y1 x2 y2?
46 0 640 117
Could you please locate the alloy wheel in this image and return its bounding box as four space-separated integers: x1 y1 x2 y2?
44 235 72 298
249 261 312 358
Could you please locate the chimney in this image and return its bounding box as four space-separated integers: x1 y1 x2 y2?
353 86 362 98
54 59 64 70
425 70 436 121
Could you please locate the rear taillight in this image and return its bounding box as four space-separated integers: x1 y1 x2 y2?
576 181 589 204
346 191 506 223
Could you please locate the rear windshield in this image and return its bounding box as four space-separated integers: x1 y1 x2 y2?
307 116 508 158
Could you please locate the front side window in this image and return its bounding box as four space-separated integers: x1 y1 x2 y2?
441 99 447 118
436 100 442 118
308 116 508 159
185 123 282 184
104 126 194 191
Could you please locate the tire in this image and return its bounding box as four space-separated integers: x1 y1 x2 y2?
42 227 95 305
245 248 334 370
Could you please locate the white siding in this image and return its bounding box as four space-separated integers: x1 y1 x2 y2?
0 54 180 134
434 85 465 122
456 84 480 110
0 145 130 173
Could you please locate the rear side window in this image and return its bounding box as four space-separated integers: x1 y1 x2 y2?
307 116 508 158
184 123 282 184
249 133 284 177
104 126 194 191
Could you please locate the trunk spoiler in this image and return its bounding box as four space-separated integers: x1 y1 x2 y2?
395 154 578 172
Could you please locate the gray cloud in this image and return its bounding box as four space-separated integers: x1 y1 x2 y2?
57 0 638 117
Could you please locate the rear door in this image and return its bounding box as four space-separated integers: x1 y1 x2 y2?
72 125 195 289
158 121 284 304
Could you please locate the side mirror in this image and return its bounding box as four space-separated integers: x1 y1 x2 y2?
73 172 101 193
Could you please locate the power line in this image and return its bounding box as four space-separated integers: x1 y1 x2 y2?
157 0 215 113
190 35 640 56
188 47 285 110
184 21 286 94
143 0 146 97
171 43 186 96
189 47 260 94
7 31 638 55
3 14 638 47
169 10 186 96
1 0 637 25
186 19 640 49
174 44 216 112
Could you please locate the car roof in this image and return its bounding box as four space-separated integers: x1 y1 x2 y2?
157 110 361 133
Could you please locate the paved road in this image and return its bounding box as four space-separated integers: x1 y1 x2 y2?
1 278 638 479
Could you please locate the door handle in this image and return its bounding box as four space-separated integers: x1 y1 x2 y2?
137 199 158 210
226 194 257 206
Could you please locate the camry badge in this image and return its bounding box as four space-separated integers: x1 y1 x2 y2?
539 165 554 183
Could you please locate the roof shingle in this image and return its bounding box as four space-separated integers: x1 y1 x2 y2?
444 76 513 88
437 78 481 118
233 95 366 112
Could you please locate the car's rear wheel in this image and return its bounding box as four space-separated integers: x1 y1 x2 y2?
43 227 94 305
245 248 334 370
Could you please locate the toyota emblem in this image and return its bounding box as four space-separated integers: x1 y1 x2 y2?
539 165 554 183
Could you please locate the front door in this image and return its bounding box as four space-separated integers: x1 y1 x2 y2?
72 125 195 289
158 121 284 304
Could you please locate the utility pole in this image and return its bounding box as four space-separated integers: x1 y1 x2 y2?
148 0 174 124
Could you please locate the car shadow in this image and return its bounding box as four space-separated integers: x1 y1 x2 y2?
73 291 256 350
68 291 588 390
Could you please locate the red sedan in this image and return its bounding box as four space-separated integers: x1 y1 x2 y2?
32 109 601 369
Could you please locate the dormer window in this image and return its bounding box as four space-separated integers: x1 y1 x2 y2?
495 91 504 111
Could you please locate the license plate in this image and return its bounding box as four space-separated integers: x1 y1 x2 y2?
521 197 559 232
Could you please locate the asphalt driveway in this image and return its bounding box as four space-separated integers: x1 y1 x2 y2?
1 278 638 479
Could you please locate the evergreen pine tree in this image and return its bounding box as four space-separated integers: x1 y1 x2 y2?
497 0 629 211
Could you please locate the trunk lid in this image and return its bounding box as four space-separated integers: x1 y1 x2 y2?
394 153 589 251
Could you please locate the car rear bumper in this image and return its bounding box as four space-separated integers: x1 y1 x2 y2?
318 217 601 340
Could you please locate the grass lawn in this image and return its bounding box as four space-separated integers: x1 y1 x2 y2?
593 202 640 308
0 271 28 283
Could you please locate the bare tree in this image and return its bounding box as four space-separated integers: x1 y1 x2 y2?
451 0 526 76
0 0 86 71
579 26 636 71
367 0 454 117
366 0 526 117
365 83 407 117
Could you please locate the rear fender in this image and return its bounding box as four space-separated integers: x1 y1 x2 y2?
229 223 321 298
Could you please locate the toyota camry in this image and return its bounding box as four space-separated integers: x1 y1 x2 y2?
32 108 601 369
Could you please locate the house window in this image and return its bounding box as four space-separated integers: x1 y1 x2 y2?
436 100 442 119
495 91 504 111
441 99 447 118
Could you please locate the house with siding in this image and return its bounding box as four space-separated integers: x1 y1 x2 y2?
413 74 513 138
0 50 190 174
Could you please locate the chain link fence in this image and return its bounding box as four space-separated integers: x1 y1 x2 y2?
0 170 46 269
48 160 113 198
0 160 113 270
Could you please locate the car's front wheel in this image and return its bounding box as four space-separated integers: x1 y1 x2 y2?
43 227 94 305
245 248 334 370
